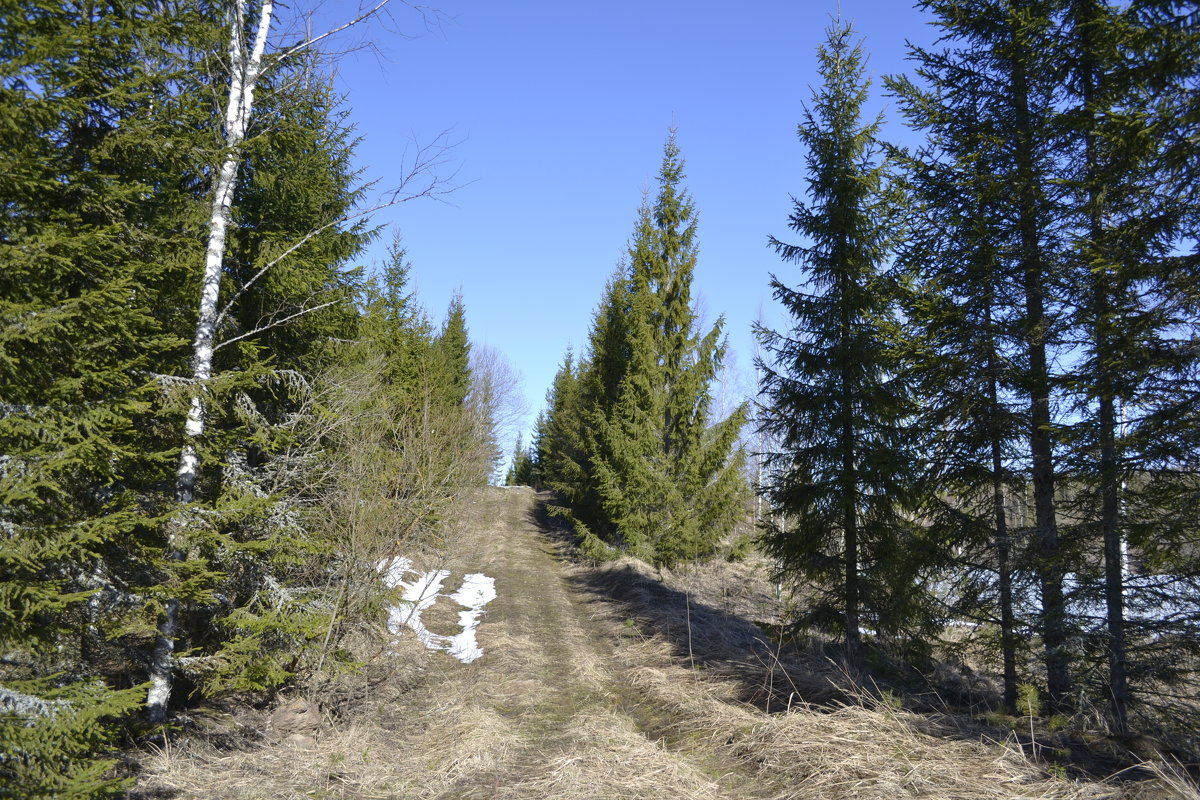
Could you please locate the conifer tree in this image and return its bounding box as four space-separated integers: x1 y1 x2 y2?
0 0 216 788
539 350 589 505
570 270 634 538
504 435 535 486
591 134 748 567
434 295 472 409
889 25 1030 714
894 0 1075 712
1057 0 1200 733
757 22 925 668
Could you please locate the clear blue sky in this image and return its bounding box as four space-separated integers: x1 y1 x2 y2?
315 0 938 448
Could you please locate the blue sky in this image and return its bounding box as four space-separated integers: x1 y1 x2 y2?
317 1 939 447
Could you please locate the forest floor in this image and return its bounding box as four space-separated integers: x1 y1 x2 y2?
132 487 1197 799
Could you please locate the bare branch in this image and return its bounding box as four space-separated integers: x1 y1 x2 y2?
215 133 459 330
268 0 443 69
214 298 342 352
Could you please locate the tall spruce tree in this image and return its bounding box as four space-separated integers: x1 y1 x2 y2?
434 295 472 409
901 0 1075 713
589 134 748 567
540 350 589 509
0 1 216 791
1057 0 1200 733
571 269 634 539
757 21 926 668
999 0 1076 714
889 23 1031 714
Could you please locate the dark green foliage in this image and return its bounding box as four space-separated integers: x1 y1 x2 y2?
595 141 749 564
0 0 201 654
505 435 536 486
0 680 143 799
1053 0 1200 731
539 351 588 501
891 0 1200 725
542 136 748 568
434 295 472 409
888 7 1033 713
756 22 932 666
892 0 1077 712
0 1 216 787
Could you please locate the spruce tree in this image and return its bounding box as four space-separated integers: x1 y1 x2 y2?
592 134 748 567
901 0 1075 712
434 295 472 409
180 60 375 698
757 22 924 668
1000 0 1076 714
539 350 589 506
0 0 215 790
1057 0 1200 733
572 270 634 538
889 26 1030 714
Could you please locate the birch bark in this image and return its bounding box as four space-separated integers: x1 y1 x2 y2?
147 0 274 724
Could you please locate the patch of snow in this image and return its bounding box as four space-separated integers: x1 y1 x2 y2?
378 559 496 664
445 573 497 663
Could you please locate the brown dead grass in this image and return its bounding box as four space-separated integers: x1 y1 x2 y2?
133 488 1199 800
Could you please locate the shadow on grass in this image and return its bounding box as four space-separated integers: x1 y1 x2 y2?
523 492 1189 785
525 491 845 713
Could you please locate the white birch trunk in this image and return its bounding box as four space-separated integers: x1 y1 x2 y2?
147 0 274 724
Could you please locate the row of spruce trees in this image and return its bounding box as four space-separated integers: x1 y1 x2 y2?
529 1 1200 743
530 134 750 569
1 3 499 797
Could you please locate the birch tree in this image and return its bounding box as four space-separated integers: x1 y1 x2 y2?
149 0 451 723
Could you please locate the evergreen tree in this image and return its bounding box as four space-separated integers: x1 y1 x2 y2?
901 0 1075 712
1056 0 1200 733
570 270 634 538
889 22 1031 714
528 411 546 489
434 295 472 409
999 0 1076 714
0 0 216 790
757 22 925 668
177 59 374 698
591 134 748 567
539 350 589 505
504 435 535 486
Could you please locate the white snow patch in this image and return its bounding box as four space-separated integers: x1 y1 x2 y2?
379 558 496 663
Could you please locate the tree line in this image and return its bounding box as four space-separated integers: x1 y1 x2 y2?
0 2 503 797
530 0 1199 744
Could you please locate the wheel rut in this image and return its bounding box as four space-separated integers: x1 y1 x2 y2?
402 486 772 800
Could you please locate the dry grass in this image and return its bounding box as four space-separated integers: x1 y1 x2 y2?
132 488 1200 800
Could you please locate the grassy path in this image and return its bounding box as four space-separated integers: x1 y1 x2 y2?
136 486 1191 799
400 486 763 799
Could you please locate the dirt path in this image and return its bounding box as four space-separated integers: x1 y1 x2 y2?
389 486 765 799
136 487 1187 800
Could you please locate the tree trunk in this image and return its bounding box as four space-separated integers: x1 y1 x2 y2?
1008 19 1072 713
147 0 274 725
839 273 862 671
989 326 1019 714
1073 0 1130 735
